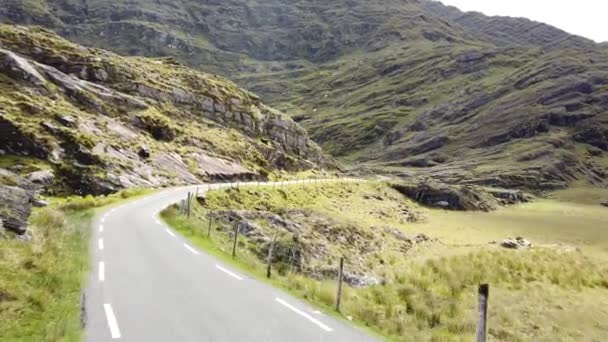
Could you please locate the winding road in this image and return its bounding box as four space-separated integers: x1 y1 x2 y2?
85 180 375 341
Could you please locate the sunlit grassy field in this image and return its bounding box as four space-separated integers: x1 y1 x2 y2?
163 181 608 341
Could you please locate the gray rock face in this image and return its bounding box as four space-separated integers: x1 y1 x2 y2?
0 47 46 86
0 169 35 235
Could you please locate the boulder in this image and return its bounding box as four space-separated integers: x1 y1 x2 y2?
0 169 36 236
27 170 55 188
500 237 532 249
601 200 608 208
343 273 382 287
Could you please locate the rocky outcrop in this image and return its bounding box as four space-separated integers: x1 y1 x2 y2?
390 181 499 211
0 169 35 236
0 47 46 86
0 25 335 195
390 180 532 211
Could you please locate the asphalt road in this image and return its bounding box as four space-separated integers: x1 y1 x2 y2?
85 180 376 341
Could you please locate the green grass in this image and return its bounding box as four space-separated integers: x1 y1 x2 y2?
0 208 90 341
0 187 155 341
164 181 608 341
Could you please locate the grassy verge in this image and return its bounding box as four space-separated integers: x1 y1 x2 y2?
161 207 385 340
162 181 608 341
0 188 153 341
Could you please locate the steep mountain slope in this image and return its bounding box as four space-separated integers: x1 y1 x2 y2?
0 25 333 196
1 0 608 190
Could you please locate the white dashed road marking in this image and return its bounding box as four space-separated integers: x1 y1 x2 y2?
215 264 243 281
98 262 105 282
103 304 122 339
98 238 104 251
275 298 333 332
99 224 104 233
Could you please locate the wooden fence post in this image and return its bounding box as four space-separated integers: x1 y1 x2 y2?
232 223 239 258
187 192 191 217
336 257 344 312
266 235 276 278
477 284 489 342
207 210 213 238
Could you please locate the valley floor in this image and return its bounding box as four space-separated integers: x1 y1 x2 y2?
163 180 608 341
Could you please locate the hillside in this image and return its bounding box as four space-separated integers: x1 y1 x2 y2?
0 25 333 198
1 0 608 191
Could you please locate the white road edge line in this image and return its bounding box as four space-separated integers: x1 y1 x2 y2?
103 303 122 339
98 238 104 251
183 243 199 255
275 298 333 332
215 264 243 280
165 228 176 237
98 261 105 282
155 218 163 225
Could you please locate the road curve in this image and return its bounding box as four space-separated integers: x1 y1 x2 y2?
85 180 375 341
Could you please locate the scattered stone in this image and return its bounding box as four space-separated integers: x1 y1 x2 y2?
382 227 432 245
601 200 608 208
500 237 532 250
55 114 78 127
236 220 260 236
343 273 382 287
414 233 430 243
41 121 60 134
487 188 532 205
138 144 151 159
32 198 49 207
